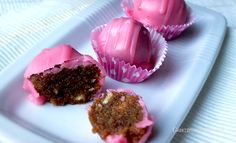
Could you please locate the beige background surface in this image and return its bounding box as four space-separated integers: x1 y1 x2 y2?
0 0 235 142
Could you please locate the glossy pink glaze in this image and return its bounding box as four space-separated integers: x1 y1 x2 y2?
126 0 188 26
98 17 153 69
91 24 168 82
106 135 128 143
104 89 154 143
23 45 105 105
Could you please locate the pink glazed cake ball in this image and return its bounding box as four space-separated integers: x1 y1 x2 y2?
23 45 106 106
91 17 167 83
97 17 154 70
122 0 194 40
129 0 188 26
88 89 154 143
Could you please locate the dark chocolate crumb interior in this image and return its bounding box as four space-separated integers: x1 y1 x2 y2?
88 91 146 142
29 64 101 105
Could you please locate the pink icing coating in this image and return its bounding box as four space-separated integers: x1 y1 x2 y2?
106 135 128 143
97 17 154 70
91 24 168 82
104 89 154 143
124 0 188 26
23 44 105 105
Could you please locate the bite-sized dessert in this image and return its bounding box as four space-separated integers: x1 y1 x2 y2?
91 17 167 83
98 18 153 70
122 0 194 40
23 45 106 105
88 89 154 143
125 0 188 26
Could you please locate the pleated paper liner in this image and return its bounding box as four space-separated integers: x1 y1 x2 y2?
91 24 168 83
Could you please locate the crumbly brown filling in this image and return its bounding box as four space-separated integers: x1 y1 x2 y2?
88 92 146 142
29 64 101 106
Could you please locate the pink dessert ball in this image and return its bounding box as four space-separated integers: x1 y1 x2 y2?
97 17 154 70
130 0 188 26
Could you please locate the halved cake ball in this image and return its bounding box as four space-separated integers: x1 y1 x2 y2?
23 45 106 105
88 89 154 143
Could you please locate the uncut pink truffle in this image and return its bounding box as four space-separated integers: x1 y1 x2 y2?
23 44 105 105
91 17 168 83
97 17 154 70
124 0 188 27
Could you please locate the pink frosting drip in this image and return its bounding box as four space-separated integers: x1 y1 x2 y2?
23 44 105 105
97 17 153 70
106 135 128 143
104 89 154 143
126 0 188 26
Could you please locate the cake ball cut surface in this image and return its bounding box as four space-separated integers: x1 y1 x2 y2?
23 45 105 105
29 64 101 105
88 89 154 143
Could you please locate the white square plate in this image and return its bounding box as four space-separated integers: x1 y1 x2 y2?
0 1 226 143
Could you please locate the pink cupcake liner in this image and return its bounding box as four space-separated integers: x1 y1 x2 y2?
121 0 195 40
91 24 167 83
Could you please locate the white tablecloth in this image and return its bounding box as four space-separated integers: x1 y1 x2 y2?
0 0 235 142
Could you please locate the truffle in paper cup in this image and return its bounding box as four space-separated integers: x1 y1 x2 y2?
121 0 195 40
91 18 167 83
